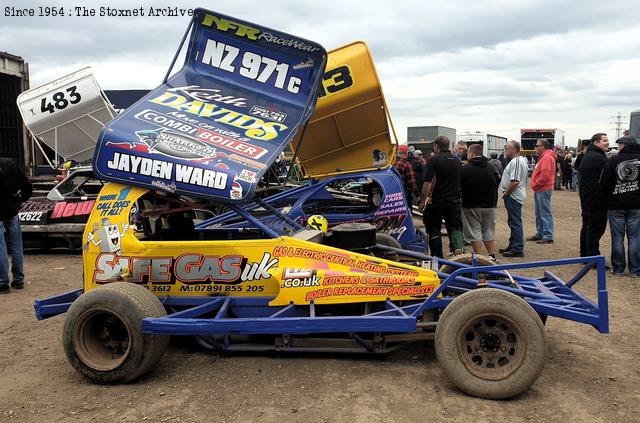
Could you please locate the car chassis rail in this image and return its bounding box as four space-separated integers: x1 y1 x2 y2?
35 253 609 347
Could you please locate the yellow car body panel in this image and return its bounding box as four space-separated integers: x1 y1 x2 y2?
82 183 439 306
293 41 398 179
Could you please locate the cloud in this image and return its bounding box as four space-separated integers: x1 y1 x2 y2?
2 0 639 145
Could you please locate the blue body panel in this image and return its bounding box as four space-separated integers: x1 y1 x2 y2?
93 8 327 203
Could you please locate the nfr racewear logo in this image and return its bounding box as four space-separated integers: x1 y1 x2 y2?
201 14 260 40
200 13 321 53
281 268 321 288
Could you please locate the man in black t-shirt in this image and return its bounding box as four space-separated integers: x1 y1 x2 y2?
418 136 463 258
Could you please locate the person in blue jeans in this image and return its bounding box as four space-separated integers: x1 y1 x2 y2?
600 136 640 276
529 139 556 244
533 189 554 241
0 217 26 290
499 141 529 257
0 157 32 293
607 210 640 276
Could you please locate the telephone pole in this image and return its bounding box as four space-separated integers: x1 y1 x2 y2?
611 112 628 140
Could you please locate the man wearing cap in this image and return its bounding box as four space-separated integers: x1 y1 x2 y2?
600 135 640 277
393 145 418 205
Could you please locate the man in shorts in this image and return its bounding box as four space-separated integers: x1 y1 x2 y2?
460 144 500 260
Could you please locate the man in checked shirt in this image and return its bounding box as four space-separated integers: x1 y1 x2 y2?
394 144 418 206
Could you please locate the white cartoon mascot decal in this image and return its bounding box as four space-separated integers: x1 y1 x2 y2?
86 218 130 281
87 218 129 255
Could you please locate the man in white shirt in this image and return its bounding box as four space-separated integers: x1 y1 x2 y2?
499 141 529 257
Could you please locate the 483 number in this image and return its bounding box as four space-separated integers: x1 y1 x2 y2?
40 85 82 114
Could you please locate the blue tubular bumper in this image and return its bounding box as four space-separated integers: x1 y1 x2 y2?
33 255 609 335
34 289 82 320
398 252 609 334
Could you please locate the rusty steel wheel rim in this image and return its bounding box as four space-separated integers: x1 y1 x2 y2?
74 309 132 372
457 313 526 381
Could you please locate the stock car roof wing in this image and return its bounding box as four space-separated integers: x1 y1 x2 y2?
17 67 117 166
292 42 398 179
93 8 326 203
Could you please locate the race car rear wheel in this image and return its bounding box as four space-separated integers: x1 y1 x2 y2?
435 288 546 399
63 282 169 384
440 254 548 324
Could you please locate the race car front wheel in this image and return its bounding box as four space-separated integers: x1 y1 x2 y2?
435 288 546 399
63 282 169 384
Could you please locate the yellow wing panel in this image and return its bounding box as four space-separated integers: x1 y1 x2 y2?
293 41 397 178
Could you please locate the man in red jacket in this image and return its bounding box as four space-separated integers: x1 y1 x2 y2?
529 139 555 244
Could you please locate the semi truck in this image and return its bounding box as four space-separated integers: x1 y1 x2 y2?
520 128 565 154
456 132 507 157
520 128 565 171
0 51 30 170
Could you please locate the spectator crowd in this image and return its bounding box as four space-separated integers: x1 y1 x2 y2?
2 131 638 296
394 133 640 277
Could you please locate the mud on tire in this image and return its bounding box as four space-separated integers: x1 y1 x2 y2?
435 288 546 399
63 282 169 384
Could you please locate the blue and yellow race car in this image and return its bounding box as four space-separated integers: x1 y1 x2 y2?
35 8 608 400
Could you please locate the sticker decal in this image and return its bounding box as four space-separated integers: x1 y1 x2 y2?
249 105 287 123
236 169 258 183
230 178 244 199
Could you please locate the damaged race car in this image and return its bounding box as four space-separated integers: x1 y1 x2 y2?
35 8 609 400
19 166 101 249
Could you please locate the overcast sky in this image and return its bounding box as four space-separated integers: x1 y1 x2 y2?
2 0 639 146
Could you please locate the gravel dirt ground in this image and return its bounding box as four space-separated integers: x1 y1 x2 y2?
1 187 639 423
